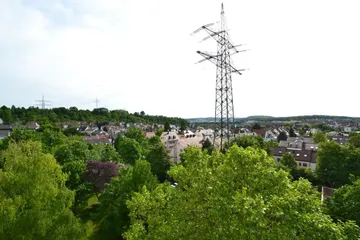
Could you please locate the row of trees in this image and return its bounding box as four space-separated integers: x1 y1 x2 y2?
0 105 189 127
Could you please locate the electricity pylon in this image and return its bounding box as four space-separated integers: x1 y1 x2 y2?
35 95 52 109
193 3 248 150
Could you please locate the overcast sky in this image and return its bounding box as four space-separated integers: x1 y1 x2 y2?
1 0 360 118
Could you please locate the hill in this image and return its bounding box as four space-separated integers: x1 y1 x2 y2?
187 115 360 123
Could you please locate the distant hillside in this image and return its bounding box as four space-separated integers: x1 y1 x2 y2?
245 115 274 120
187 115 360 123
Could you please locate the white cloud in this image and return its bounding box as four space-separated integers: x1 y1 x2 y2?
1 0 360 118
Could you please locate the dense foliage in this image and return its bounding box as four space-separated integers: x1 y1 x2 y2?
326 178 360 226
93 160 159 240
312 131 328 144
316 141 360 188
85 160 119 195
1 120 360 239
0 105 189 126
124 146 359 239
226 135 277 155
0 141 86 239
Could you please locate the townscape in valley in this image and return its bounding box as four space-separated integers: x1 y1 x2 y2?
2 106 360 239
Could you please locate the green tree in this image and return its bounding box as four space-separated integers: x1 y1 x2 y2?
124 146 356 239
164 121 171 132
8 127 39 143
277 131 288 142
313 131 328 144
0 141 85 239
263 140 279 155
279 152 297 170
93 160 158 240
291 168 320 186
326 178 360 226
64 126 84 136
92 144 122 163
316 141 360 188
348 133 360 148
251 122 261 130
146 136 171 182
202 138 215 155
315 123 335 133
1 108 13 124
40 128 67 154
180 120 187 132
115 137 144 165
289 127 296 137
54 139 92 209
0 127 39 151
125 127 146 144
155 127 164 137
299 128 306 136
228 135 264 150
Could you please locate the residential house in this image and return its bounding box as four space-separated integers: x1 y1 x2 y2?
91 129 109 136
161 131 204 163
28 122 40 130
198 128 214 138
343 126 353 132
327 134 349 145
84 135 112 145
0 124 11 140
145 132 156 138
253 128 266 138
0 130 10 140
273 137 318 170
264 130 277 142
83 126 99 135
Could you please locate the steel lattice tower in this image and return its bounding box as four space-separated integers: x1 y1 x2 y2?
35 95 52 110
193 3 247 150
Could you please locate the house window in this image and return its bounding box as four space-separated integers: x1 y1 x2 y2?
304 154 307 157
278 151 282 154
298 162 301 166
303 163 307 167
296 154 300 157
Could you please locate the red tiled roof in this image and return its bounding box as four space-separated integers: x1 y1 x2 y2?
253 129 266 137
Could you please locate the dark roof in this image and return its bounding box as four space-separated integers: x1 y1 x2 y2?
0 125 12 130
0 129 11 137
273 146 317 163
84 136 111 145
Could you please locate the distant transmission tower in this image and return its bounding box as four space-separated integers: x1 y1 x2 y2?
193 3 248 150
93 97 100 108
35 95 52 109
